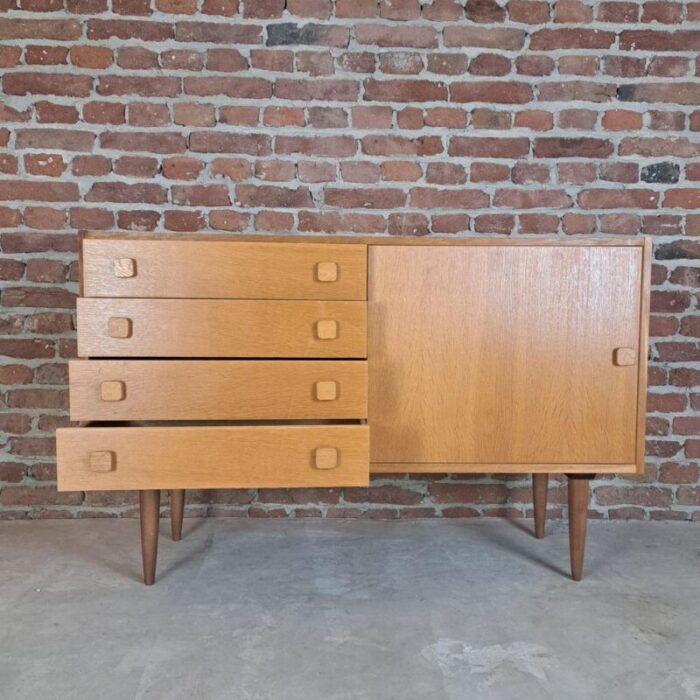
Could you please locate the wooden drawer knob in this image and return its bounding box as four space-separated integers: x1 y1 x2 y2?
315 380 338 401
613 347 636 366
89 451 115 473
315 319 338 340
108 317 132 339
314 447 338 470
100 380 125 402
316 261 338 283
113 258 136 278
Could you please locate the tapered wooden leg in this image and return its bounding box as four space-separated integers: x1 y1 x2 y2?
139 490 160 586
170 489 185 541
567 474 595 582
532 473 548 539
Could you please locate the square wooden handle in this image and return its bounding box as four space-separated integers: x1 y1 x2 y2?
89 451 116 472
314 447 339 470
613 347 636 366
113 258 136 278
316 261 338 282
315 381 338 401
108 317 132 339
315 320 338 340
100 380 125 402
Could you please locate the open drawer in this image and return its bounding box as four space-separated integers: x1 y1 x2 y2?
56 424 369 491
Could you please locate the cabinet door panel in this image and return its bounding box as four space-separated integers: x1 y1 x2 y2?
368 245 643 466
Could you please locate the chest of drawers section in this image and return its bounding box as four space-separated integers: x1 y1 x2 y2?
57 237 370 506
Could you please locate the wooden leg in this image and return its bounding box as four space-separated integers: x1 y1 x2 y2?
532 473 548 539
567 474 595 582
139 490 160 586
170 489 185 542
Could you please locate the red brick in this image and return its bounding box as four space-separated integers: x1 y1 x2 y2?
519 214 559 234
101 131 186 154
531 28 615 50
469 53 511 76
127 102 170 127
451 81 532 104
70 208 114 229
163 157 205 180
117 46 158 69
250 49 294 72
336 0 376 17
206 48 247 72
619 30 700 52
210 158 251 181
86 182 167 204
0 19 81 39
3 72 92 97
356 24 438 48
642 2 682 23
263 106 305 127
664 190 700 209
160 49 204 70
0 338 54 358
431 213 469 234
426 163 467 185
0 180 79 202
87 19 173 41
156 0 197 11
379 52 423 75
515 55 555 76
219 106 259 126
25 44 68 65
563 213 596 234
514 110 553 131
164 210 205 231
301 161 338 183
598 1 638 22
172 185 230 206
236 185 312 208
70 45 113 69
508 0 550 23
471 162 510 182
325 187 405 209
117 210 160 230
288 0 332 18
534 138 613 158
98 75 180 97
73 155 112 177
449 137 529 158
209 210 249 231
494 189 571 208
173 103 215 126
410 188 488 209
174 21 259 44
83 102 125 125
276 78 359 101
275 135 355 157
381 161 422 181
24 207 66 230
362 135 442 157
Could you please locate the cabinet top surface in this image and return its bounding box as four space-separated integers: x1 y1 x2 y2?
83 231 649 247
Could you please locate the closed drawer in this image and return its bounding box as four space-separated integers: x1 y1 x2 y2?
69 360 368 421
82 239 367 300
56 425 369 490
77 299 367 358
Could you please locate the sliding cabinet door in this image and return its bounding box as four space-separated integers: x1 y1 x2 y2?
368 244 645 469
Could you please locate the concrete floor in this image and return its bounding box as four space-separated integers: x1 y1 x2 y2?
1 519 699 700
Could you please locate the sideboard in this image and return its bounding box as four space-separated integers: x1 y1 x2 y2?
56 233 651 585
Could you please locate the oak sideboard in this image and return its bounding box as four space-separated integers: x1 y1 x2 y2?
56 233 651 585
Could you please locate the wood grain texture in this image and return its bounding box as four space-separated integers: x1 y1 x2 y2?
139 490 160 586
567 474 594 581
77 299 367 358
82 239 367 300
84 231 646 247
69 360 368 421
533 473 548 539
368 245 644 467
57 425 370 490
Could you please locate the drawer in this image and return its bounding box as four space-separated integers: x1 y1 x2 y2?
77 299 367 358
69 360 368 421
56 424 369 490
82 239 367 300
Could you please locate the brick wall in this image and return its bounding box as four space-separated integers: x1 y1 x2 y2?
1 0 699 522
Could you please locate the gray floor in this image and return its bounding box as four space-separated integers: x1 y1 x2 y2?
1 519 699 700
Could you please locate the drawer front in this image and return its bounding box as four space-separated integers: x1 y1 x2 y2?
57 425 369 490
69 360 368 421
77 299 367 358
82 239 367 300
